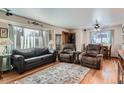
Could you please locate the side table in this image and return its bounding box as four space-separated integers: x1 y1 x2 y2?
0 54 12 79
74 51 81 64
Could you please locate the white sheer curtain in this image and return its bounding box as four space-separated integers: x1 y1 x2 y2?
9 25 50 49
90 31 112 44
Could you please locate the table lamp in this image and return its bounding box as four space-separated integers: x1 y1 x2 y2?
0 38 13 55
48 40 54 50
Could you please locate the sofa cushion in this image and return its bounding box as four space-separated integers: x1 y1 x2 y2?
59 53 73 58
25 56 42 64
40 54 53 60
12 49 35 59
63 49 73 54
64 44 75 49
25 54 53 64
87 44 101 51
86 50 98 57
81 56 98 65
35 48 49 56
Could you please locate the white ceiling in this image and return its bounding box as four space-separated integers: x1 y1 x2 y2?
2 8 124 29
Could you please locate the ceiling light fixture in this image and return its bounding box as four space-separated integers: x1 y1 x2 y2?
94 20 100 31
27 21 43 27
83 29 87 32
3 8 13 16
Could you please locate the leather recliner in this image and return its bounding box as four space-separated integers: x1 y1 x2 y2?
58 44 76 63
80 44 103 69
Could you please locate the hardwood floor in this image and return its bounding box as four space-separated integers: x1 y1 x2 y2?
0 58 118 84
0 62 58 84
81 58 118 84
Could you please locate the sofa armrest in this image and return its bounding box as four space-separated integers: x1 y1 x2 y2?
97 54 103 63
12 55 24 61
97 54 103 57
49 50 57 60
81 52 86 56
11 55 25 74
78 52 86 60
49 50 57 54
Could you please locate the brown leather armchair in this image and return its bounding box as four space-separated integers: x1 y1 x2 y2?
58 44 76 63
80 44 103 69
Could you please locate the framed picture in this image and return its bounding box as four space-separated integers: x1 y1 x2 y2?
0 28 8 38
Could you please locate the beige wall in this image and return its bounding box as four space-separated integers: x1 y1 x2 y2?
71 29 83 51
0 11 69 32
0 22 9 55
72 25 122 57
0 22 8 28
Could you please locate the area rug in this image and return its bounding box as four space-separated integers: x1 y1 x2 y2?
14 63 90 84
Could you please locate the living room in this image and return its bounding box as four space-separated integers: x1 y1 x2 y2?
0 8 124 85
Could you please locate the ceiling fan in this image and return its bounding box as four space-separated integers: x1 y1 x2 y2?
3 8 13 16
83 19 101 32
94 20 100 30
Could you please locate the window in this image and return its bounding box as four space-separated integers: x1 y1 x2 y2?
9 25 50 49
90 31 112 44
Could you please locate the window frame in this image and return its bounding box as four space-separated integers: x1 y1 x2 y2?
90 30 112 44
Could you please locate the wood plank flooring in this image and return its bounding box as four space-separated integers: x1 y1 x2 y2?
80 58 118 84
0 58 118 84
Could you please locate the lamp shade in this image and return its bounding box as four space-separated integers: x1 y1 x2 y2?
48 40 54 45
48 40 55 50
0 38 13 46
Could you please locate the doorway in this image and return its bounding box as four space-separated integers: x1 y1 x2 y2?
62 31 75 45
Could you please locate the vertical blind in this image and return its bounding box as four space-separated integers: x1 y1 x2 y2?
9 25 50 49
90 31 112 44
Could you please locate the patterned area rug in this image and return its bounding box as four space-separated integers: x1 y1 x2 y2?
14 63 90 84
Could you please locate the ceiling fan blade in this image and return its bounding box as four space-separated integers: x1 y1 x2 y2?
3 8 10 11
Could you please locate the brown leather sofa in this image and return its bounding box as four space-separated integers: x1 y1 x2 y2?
80 44 103 69
58 44 76 63
11 48 56 74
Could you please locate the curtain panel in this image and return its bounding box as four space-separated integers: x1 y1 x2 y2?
9 24 50 49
